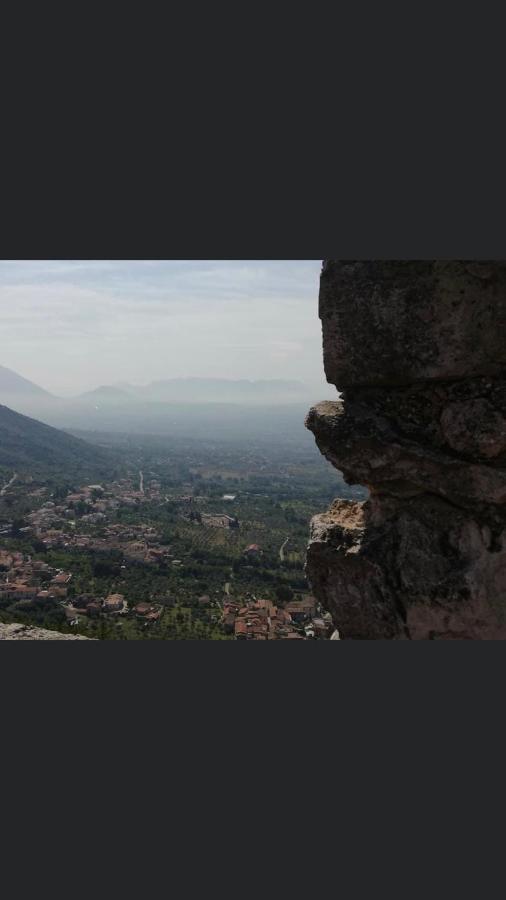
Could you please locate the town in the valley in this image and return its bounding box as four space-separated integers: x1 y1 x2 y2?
0 436 360 640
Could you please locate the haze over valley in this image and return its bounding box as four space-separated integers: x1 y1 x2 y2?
0 260 354 641
0 364 337 440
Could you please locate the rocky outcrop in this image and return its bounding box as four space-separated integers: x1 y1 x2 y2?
0 623 91 640
306 261 506 640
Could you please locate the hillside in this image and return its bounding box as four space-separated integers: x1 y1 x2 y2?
0 404 114 480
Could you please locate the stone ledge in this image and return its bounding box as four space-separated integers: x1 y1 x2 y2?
0 623 92 640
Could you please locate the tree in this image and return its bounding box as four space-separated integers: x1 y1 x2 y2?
11 518 26 537
275 585 294 605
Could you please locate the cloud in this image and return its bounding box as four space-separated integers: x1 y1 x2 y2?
0 260 324 393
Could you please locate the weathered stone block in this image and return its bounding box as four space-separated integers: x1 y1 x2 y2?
319 261 506 388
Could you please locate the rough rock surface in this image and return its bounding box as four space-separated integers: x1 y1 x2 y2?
306 261 506 640
0 623 91 640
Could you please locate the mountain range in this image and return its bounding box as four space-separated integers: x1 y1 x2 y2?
0 366 319 406
0 365 336 440
78 377 312 406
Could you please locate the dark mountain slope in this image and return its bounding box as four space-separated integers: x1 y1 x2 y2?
0 403 115 479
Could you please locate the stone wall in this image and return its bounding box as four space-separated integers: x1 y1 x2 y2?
306 261 506 639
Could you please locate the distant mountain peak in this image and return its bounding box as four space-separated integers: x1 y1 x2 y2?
0 365 55 398
79 385 133 398
76 385 134 406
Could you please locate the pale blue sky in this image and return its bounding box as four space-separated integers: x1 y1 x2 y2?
0 260 327 395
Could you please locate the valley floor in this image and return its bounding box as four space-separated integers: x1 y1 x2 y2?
0 433 366 640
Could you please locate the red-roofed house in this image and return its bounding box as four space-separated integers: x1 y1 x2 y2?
243 544 263 557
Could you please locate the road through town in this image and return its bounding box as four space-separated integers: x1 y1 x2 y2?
0 473 17 496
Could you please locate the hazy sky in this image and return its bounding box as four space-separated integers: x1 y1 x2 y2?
0 260 328 396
